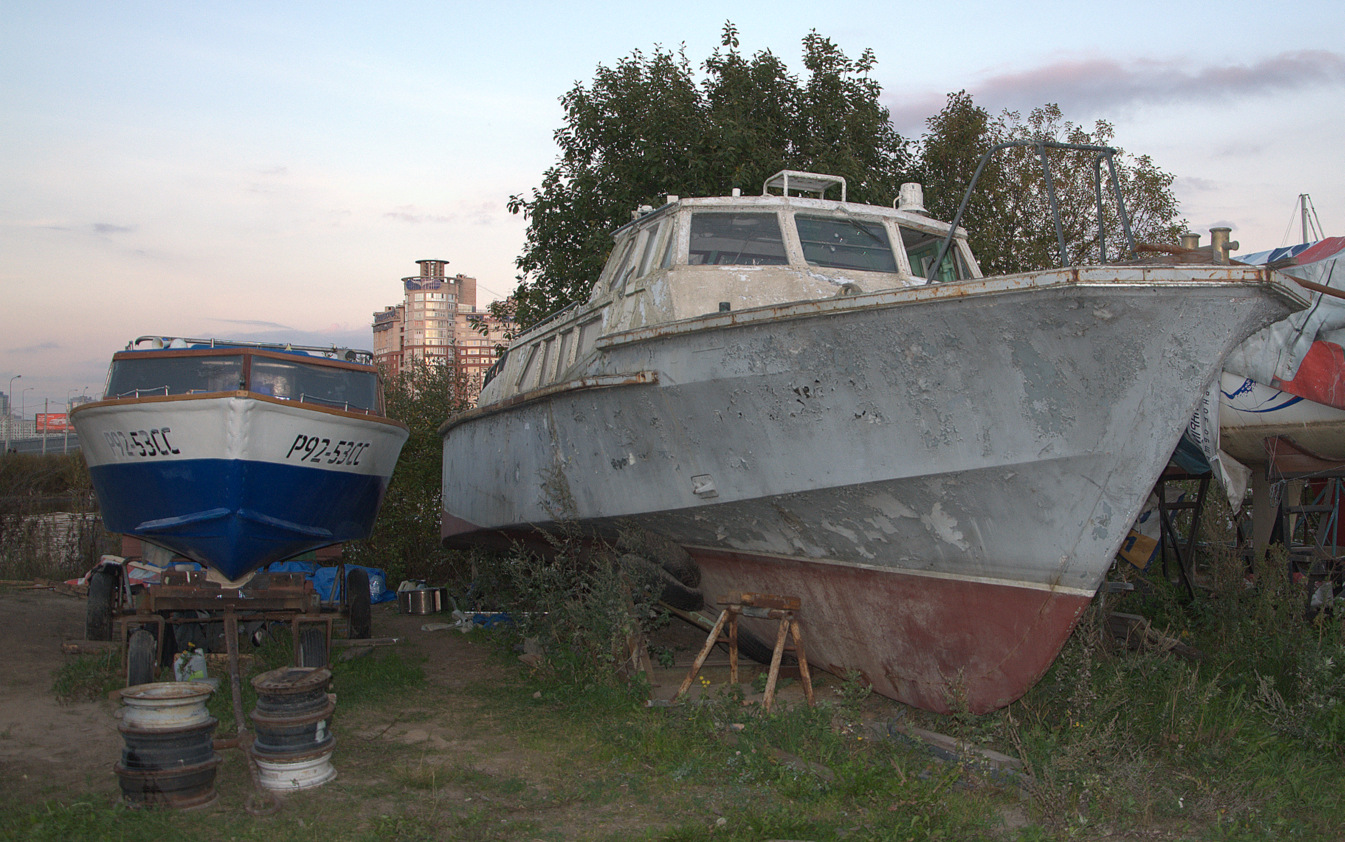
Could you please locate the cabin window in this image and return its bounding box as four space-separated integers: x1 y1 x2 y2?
688 213 788 266
602 237 637 293
106 355 244 398
902 228 970 282
636 220 666 278
250 358 379 412
658 221 677 269
795 215 898 272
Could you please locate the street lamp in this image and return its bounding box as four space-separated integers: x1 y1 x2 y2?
4 374 18 454
64 387 85 454
21 387 33 445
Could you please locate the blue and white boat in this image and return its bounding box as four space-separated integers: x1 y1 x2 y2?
72 337 409 581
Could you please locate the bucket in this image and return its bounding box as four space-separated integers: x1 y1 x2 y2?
398 587 446 614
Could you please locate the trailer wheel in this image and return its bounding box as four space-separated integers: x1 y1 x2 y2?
127 629 156 686
346 568 371 640
86 567 118 641
298 627 327 668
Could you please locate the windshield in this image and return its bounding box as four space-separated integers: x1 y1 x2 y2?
105 353 379 412
689 212 788 266
251 358 379 412
796 214 897 272
903 228 970 282
106 355 244 398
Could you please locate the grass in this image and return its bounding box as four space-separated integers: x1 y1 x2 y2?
11 488 1345 840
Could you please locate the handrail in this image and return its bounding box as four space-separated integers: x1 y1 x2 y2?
128 336 373 365
927 140 1137 279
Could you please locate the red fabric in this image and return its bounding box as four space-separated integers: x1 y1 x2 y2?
1275 340 1345 410
1292 236 1345 265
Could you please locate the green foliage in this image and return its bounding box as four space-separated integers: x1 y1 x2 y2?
474 534 664 695
916 92 1186 275
971 543 1345 837
344 358 474 586
0 453 111 580
503 22 911 329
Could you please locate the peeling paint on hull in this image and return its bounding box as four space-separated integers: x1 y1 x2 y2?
443 254 1306 712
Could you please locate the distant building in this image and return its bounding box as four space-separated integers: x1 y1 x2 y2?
371 259 512 401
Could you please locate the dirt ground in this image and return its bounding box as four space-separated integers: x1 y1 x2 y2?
0 586 125 802
0 585 820 810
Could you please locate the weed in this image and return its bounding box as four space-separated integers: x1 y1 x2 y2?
52 649 121 702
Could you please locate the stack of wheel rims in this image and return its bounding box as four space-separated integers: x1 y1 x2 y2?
249 666 337 790
115 682 221 808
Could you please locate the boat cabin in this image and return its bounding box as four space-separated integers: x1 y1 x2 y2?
102 336 385 415
480 172 980 406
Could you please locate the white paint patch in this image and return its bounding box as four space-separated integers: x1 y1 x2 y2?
922 503 969 551
865 514 898 535
820 519 859 543
865 492 919 520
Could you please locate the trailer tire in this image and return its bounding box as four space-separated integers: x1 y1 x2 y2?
86 567 118 641
298 627 327 668
346 568 371 640
127 629 156 686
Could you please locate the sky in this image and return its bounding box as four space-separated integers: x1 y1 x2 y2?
3 0 1343 417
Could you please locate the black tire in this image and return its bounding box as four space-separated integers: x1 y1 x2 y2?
127 629 156 686
733 625 795 667
654 566 704 611
86 567 118 641
298 627 327 669
346 568 371 640
622 553 703 611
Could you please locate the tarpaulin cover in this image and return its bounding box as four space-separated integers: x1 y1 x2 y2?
264 561 396 604
1225 237 1345 386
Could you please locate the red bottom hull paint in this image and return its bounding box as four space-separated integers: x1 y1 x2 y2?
688 546 1093 714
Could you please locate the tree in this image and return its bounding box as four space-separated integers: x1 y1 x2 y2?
502 23 912 329
916 93 1186 275
344 358 475 585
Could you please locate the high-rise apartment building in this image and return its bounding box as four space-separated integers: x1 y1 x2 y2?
372 259 511 400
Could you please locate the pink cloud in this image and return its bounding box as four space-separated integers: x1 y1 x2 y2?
888 50 1345 133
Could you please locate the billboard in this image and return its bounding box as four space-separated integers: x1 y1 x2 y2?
36 413 70 433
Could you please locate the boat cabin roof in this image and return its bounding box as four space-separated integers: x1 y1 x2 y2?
124 335 374 366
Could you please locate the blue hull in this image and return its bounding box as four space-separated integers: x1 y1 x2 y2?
89 458 392 579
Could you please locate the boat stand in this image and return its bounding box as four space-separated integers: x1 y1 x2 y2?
674 592 815 712
1151 466 1212 599
1260 438 1345 607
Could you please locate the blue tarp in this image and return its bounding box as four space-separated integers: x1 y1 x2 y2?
264 561 396 604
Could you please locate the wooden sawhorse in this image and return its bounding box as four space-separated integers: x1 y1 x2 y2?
674 592 814 712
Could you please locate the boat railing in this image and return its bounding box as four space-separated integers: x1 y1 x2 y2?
928 140 1138 276
294 393 374 414
112 386 172 399
129 336 374 365
481 350 508 389
516 300 582 341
